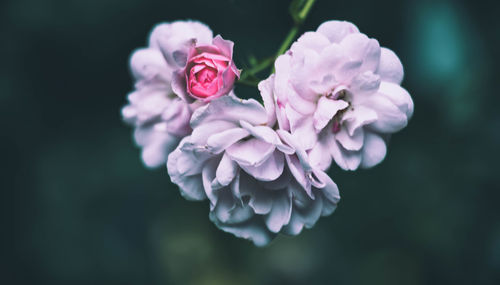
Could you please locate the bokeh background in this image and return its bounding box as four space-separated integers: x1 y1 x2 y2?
3 0 500 284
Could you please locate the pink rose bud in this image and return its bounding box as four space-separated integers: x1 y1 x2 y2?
172 35 240 102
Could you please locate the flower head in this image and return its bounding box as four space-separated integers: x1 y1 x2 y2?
172 36 240 102
270 20 414 170
167 95 340 246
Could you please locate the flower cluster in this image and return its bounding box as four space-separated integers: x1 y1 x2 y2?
122 20 413 246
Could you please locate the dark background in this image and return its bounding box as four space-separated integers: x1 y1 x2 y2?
3 0 500 284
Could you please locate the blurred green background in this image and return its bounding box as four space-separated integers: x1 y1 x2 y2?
3 0 500 284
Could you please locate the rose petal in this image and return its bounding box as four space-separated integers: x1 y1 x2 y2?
150 21 213 67
212 35 234 59
377 82 414 120
350 71 381 98
316 20 360 44
167 148 207 200
265 191 292 233
364 94 408 133
240 150 284 182
189 119 237 145
360 132 387 168
326 134 362 170
239 120 293 154
292 31 331 53
308 134 333 170
209 213 275 246
377 47 404 84
190 95 268 127
215 153 239 187
130 48 171 85
340 33 380 72
226 138 275 167
285 105 317 150
341 106 378 136
313 96 349 132
258 75 277 127
206 127 250 154
274 55 317 115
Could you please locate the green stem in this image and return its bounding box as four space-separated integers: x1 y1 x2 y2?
272 0 316 72
274 26 299 60
298 0 316 21
237 0 317 81
239 57 274 81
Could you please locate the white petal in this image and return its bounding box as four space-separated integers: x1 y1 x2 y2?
316 20 360 43
341 106 378 136
215 153 239 187
313 97 349 132
167 148 207 200
285 155 312 198
292 31 331 53
326 134 362 171
377 82 414 120
286 105 317 150
377 47 404 84
309 44 344 94
213 190 236 223
335 127 364 151
312 170 340 207
274 55 317 115
130 48 171 85
150 21 213 67
189 120 236 145
260 169 292 190
350 71 381 98
282 209 305 236
340 33 380 72
248 189 273 215
365 94 408 133
209 214 275 247
308 136 333 170
239 173 273 214
126 88 171 125
133 124 179 168
202 159 218 206
265 191 292 233
190 94 268 127
277 130 313 172
258 75 277 127
239 121 278 145
240 150 284 181
360 132 387 168
226 138 275 167
206 128 249 154
171 69 192 103
300 193 323 228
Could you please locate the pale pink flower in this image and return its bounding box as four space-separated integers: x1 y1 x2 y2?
269 20 414 170
167 95 340 246
122 21 213 167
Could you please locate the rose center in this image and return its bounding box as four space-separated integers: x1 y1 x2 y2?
328 85 351 134
195 66 217 86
